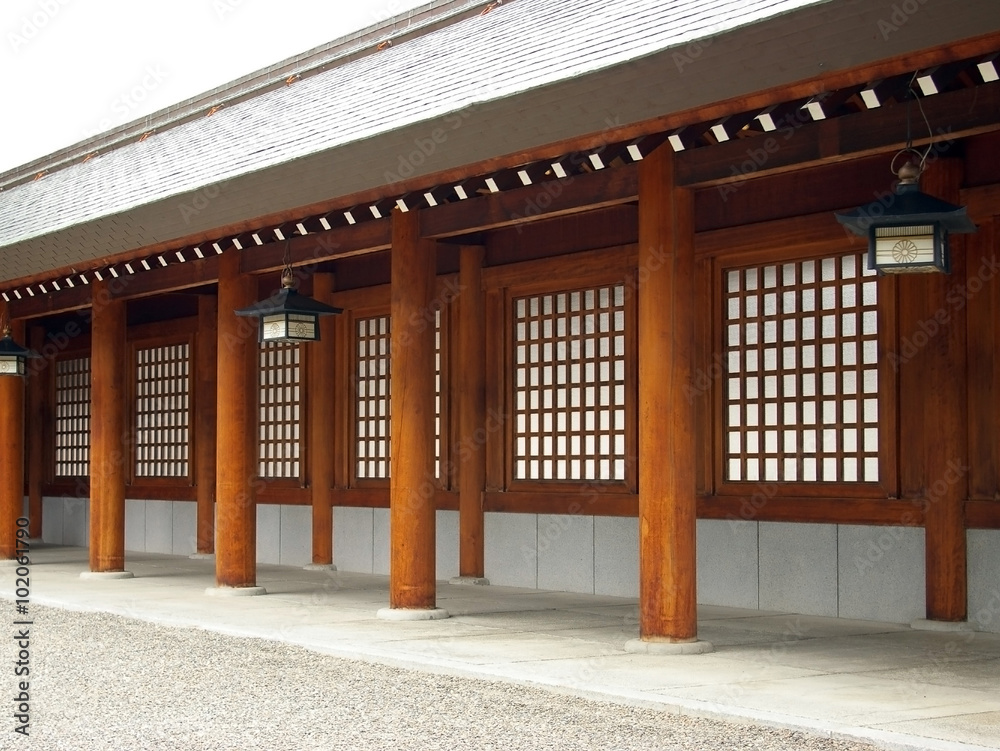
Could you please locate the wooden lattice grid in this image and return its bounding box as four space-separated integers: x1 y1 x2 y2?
54 356 91 477
512 284 627 482
722 254 879 483
259 342 302 479
356 315 391 480
354 310 443 481
134 343 191 478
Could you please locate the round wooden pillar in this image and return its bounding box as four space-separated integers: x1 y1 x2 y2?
89 289 128 573
388 210 438 610
0 319 25 559
458 246 487 579
310 272 336 565
214 252 259 588
634 146 705 648
195 295 218 555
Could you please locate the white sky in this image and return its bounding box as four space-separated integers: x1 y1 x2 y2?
0 0 430 174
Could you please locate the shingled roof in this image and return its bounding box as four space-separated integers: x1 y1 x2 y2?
1 0 997 284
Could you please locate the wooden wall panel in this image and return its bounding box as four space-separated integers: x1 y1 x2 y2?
195 296 218 554
966 217 998 500
896 160 969 621
310 273 336 565
486 205 638 267
27 326 47 539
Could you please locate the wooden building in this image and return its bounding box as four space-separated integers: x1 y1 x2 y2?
2 0 1000 648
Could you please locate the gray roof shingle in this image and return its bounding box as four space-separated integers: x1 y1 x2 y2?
1 0 997 283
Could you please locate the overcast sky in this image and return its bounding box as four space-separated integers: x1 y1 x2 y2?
0 0 430 174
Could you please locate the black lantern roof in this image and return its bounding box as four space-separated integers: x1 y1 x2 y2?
0 331 38 360
234 269 343 319
836 165 977 238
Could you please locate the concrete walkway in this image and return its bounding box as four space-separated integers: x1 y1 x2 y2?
4 545 999 751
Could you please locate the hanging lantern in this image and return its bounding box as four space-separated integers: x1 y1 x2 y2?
836 160 976 274
0 327 39 377
235 265 342 343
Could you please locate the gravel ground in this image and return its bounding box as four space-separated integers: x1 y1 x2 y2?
1 605 882 751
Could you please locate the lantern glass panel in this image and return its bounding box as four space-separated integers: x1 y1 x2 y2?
286 314 317 341
261 314 289 342
0 355 24 376
872 224 937 272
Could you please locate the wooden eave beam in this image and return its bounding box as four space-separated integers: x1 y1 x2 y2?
239 218 391 274
677 81 1000 187
8 286 93 318
420 164 639 239
107 255 221 300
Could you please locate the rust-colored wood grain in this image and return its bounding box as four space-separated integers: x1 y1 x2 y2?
965 217 998 500
26 326 47 539
636 145 699 642
214 252 259 587
0 316 25 559
389 210 439 609
897 159 969 622
195 295 218 554
483 287 505 492
458 246 486 578
88 287 127 572
310 272 336 565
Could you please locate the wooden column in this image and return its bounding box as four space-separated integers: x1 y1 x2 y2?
899 159 969 622
388 210 439 611
633 145 705 649
0 317 26 559
26 326 46 540
458 246 487 579
89 288 128 572
195 295 218 555
214 252 259 589
310 272 336 566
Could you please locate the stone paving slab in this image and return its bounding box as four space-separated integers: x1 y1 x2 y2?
3 546 999 751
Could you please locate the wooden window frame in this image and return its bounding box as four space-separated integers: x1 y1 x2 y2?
127 323 196 488
704 243 900 502
350 303 392 488
341 279 454 491
484 245 639 497
257 341 308 487
51 349 93 482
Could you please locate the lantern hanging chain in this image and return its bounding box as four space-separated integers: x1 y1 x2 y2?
892 73 935 178
280 240 294 289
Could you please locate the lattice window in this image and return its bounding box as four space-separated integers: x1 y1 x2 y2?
723 254 879 483
354 312 443 481
513 284 627 481
356 315 391 479
135 343 190 478
54 357 91 477
259 342 302 479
